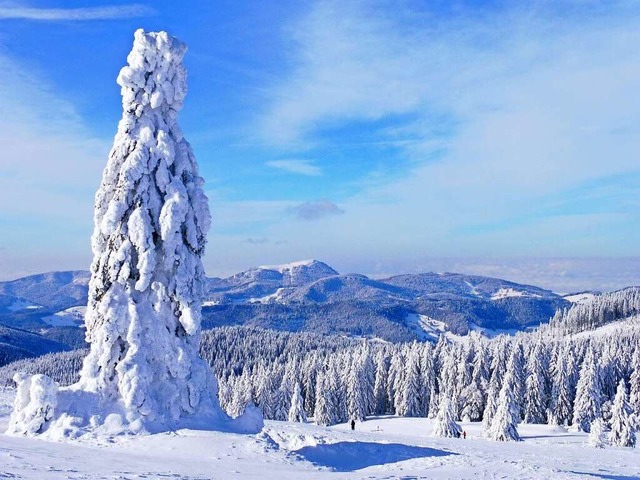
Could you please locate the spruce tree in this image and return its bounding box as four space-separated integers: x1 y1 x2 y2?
573 348 602 432
486 364 521 441
288 382 307 423
609 380 636 447
432 396 462 438
524 341 548 424
588 418 607 448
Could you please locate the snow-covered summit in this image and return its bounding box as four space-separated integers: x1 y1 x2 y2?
258 259 323 273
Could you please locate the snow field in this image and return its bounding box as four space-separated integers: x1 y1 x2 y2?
1 388 638 479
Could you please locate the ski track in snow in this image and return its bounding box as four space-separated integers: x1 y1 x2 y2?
0 388 638 479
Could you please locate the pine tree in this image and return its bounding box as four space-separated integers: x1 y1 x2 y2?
396 350 422 417
288 382 307 423
486 364 521 441
609 380 636 447
524 341 548 424
588 418 607 448
373 353 389 415
314 370 337 426
629 351 640 415
432 396 462 438
549 345 573 426
573 348 602 432
347 356 368 421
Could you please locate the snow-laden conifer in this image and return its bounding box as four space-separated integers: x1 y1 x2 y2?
609 380 636 447
6 30 262 437
587 418 607 448
288 382 307 423
486 363 521 441
572 348 602 432
524 341 548 424
432 396 462 438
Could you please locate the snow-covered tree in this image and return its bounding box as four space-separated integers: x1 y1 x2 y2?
288 382 307 423
629 352 640 415
432 396 462 438
524 341 548 424
549 345 573 426
7 30 263 437
486 365 521 442
609 380 636 448
314 370 337 426
396 349 422 417
587 418 607 448
573 348 602 432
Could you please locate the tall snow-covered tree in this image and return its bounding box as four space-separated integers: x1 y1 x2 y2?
609 380 636 448
486 363 521 442
432 396 462 438
629 351 640 415
288 382 307 423
524 341 548 424
78 29 216 425
373 353 390 415
573 348 602 432
549 345 573 426
7 30 264 437
314 370 337 426
396 349 422 417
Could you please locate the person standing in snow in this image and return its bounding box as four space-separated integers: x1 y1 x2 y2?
351 419 356 430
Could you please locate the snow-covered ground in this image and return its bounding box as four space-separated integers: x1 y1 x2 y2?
42 306 86 327
0 388 637 479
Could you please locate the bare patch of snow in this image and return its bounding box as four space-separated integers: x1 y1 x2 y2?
42 306 85 327
405 314 447 341
563 292 597 304
491 288 540 300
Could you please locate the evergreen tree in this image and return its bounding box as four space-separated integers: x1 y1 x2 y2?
524 341 548 424
432 396 462 438
78 30 217 426
587 418 607 448
549 344 573 426
314 371 336 426
486 364 521 441
573 348 602 432
288 382 307 423
373 353 390 415
609 380 636 447
396 350 422 417
629 351 640 415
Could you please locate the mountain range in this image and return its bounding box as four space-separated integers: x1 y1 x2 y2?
0 260 570 351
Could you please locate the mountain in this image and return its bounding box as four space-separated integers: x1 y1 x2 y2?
0 261 570 343
0 324 71 367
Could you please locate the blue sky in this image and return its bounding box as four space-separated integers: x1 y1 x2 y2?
0 0 638 291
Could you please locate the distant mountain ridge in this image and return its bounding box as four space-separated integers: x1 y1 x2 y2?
0 260 570 343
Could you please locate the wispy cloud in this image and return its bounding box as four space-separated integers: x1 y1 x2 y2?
265 159 322 176
290 200 344 221
255 0 640 262
0 4 154 21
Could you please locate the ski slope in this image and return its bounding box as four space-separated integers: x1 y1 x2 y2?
0 388 638 479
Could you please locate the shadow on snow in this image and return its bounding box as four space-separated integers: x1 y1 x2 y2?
293 441 455 472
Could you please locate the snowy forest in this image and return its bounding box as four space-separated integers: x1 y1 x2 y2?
2 288 638 447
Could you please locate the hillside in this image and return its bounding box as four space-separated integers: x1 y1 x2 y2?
0 260 570 343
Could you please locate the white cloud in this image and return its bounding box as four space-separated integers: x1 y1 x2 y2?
255 0 640 264
0 4 154 21
265 159 322 176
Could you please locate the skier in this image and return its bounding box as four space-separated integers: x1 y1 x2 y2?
463 431 467 439
351 419 355 431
